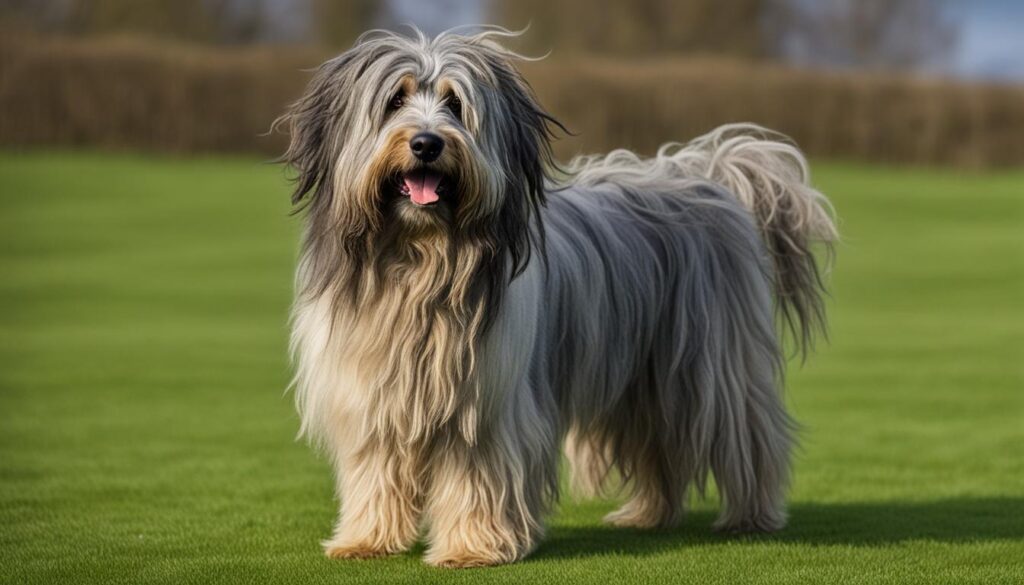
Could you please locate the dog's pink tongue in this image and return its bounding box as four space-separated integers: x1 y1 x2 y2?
404 170 441 205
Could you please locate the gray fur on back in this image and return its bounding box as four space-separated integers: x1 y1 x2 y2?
534 127 835 529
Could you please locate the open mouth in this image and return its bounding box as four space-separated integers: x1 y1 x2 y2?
398 168 452 206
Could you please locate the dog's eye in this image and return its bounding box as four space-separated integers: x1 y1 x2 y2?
387 93 404 111
447 95 462 121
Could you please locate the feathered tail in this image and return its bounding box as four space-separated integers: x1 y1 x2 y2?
665 123 838 353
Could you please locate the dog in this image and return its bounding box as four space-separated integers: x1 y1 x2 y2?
278 26 836 568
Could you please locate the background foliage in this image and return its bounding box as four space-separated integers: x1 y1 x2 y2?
1 0 1022 166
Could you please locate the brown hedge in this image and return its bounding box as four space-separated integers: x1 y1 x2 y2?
0 35 313 155
2 35 1023 167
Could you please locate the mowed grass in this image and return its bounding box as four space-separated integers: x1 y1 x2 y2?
1 152 1021 584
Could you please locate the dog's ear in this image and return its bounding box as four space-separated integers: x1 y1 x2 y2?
481 51 565 275
276 50 365 210
490 57 563 213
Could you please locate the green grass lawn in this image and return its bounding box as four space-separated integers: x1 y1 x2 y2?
1 152 1022 584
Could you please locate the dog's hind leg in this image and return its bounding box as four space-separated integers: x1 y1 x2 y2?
586 381 692 530
707 341 794 533
602 436 688 529
709 395 793 532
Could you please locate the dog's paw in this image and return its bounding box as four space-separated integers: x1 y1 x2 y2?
604 512 660 529
323 539 396 560
424 550 512 569
603 501 677 529
424 542 526 569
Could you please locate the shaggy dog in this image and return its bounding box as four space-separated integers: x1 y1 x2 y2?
279 27 836 568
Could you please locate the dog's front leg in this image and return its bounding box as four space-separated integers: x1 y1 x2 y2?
423 435 544 568
323 441 420 559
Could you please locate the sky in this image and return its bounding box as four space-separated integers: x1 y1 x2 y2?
949 0 1024 80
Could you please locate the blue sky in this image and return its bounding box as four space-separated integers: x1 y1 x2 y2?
951 0 1024 79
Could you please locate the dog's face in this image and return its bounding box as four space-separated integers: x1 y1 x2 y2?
281 29 559 246
365 72 483 233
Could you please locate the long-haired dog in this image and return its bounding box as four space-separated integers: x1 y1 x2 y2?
279 27 837 568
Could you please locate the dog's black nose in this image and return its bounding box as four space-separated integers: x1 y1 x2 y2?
409 132 444 162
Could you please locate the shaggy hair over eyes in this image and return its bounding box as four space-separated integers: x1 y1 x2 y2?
279 26 836 568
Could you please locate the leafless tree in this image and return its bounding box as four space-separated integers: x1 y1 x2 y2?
495 0 764 56
764 0 958 71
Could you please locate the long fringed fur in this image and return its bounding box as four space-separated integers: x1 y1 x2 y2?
568 124 837 354
560 123 836 531
284 27 836 568
662 124 837 351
